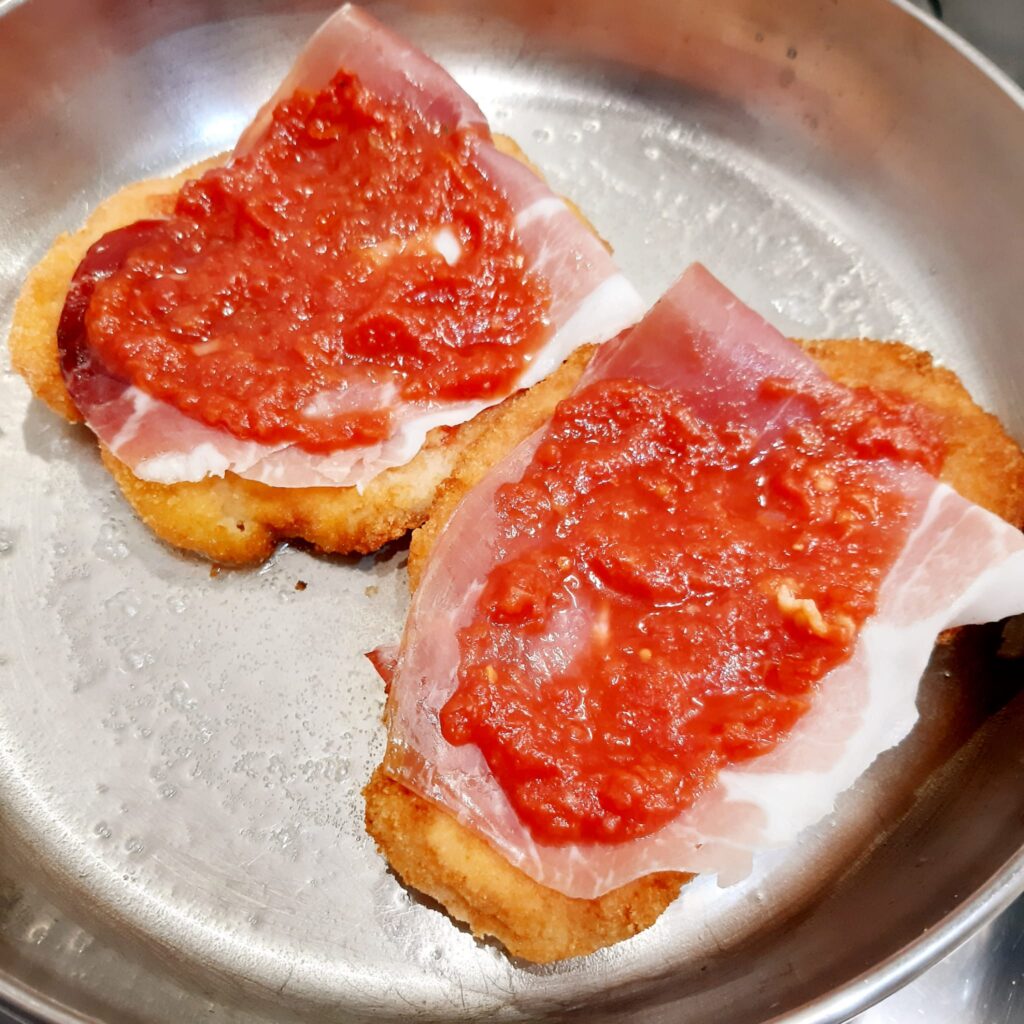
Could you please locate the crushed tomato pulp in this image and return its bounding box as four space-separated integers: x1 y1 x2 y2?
441 374 945 845
79 72 550 452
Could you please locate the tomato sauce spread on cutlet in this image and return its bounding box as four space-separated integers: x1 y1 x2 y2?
70 71 550 453
440 366 945 845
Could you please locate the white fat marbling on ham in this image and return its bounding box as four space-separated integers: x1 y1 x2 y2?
299 378 398 422
382 264 1024 899
99 387 287 483
72 4 641 489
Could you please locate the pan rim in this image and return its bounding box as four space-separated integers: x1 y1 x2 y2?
0 0 1022 1021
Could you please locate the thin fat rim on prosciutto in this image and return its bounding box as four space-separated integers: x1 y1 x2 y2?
380 263 1024 900
65 3 643 490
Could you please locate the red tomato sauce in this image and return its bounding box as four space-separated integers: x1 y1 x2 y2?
441 375 945 845
82 72 550 452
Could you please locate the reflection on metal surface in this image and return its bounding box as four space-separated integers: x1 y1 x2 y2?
0 0 1023 1022
857 6 1024 1022
939 0 1024 84
856 895 1024 1024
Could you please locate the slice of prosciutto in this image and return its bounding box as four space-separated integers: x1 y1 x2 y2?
62 4 642 489
379 264 1024 900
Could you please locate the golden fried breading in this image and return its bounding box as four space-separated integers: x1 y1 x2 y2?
8 138 596 563
367 336 1024 963
99 433 465 563
363 771 687 963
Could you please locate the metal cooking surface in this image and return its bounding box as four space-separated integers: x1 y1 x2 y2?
1 1 1023 1022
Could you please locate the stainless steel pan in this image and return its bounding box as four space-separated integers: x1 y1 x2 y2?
1 1 1022 1021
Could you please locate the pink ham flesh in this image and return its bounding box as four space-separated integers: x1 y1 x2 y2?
62 3 642 488
232 4 486 155
381 264 1024 899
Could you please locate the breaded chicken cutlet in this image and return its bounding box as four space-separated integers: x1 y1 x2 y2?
365 336 1024 963
8 139 610 565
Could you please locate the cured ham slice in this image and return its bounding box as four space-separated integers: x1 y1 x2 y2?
233 4 487 154
63 4 642 488
380 264 1024 899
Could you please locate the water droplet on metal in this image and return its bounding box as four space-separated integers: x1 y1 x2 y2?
94 522 129 561
121 647 154 672
104 589 139 619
